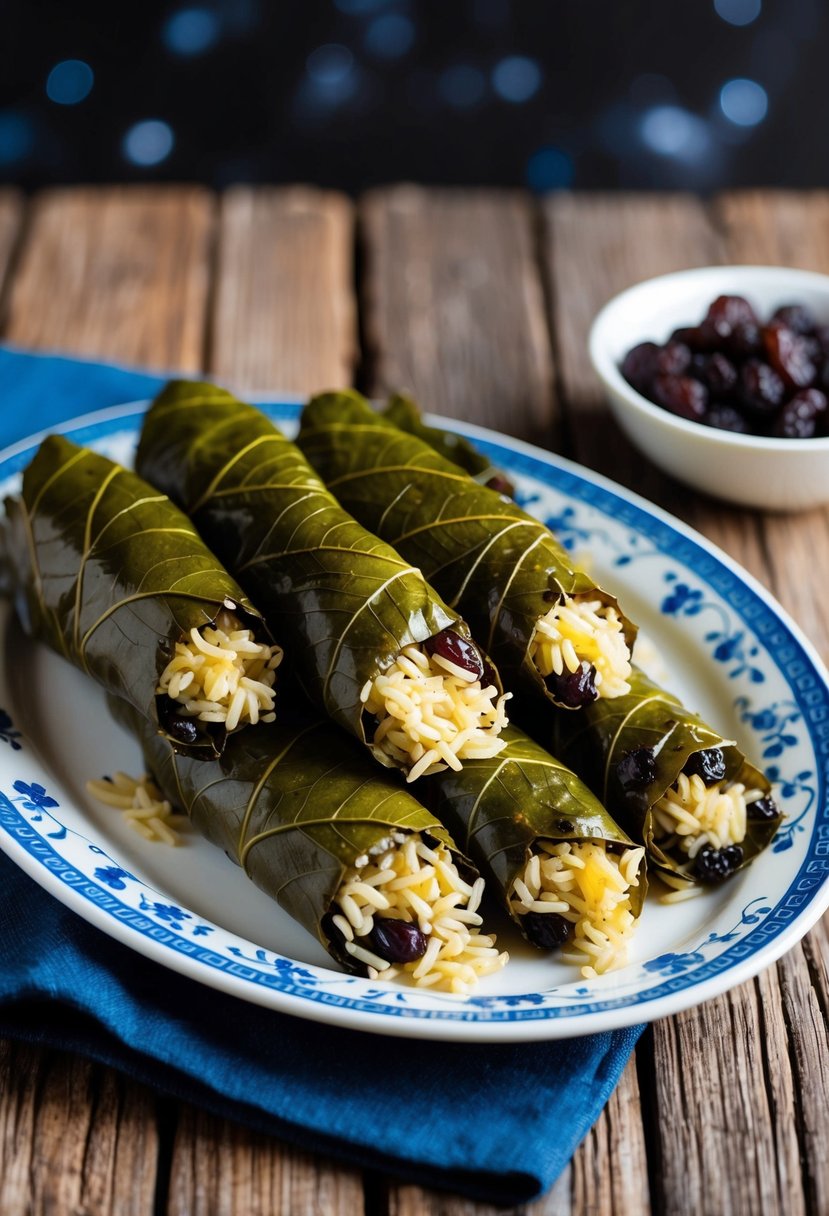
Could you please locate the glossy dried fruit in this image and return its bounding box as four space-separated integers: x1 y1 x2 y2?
656 341 692 377
727 320 762 358
706 404 751 434
773 388 828 439
653 374 708 421
740 359 786 415
424 627 485 679
546 661 598 708
704 295 758 340
763 321 817 390
692 843 744 883
747 795 780 821
771 303 816 335
369 917 428 963
683 747 727 784
703 352 738 398
523 911 572 949
621 341 661 393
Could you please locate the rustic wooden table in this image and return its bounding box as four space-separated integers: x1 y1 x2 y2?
0 185 827 1216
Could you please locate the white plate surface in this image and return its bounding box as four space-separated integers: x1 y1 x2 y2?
0 400 827 1042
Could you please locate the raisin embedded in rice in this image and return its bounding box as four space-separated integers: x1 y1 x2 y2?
523 911 573 950
692 843 744 884
683 747 727 784
747 795 780 821
369 917 427 963
546 661 598 708
423 628 485 680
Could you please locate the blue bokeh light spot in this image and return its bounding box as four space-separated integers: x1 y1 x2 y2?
492 56 541 103
46 60 94 105
526 147 574 192
364 14 415 59
334 0 389 13
162 8 221 56
719 77 768 126
0 113 34 166
714 0 762 26
122 120 175 166
438 65 486 109
305 44 357 106
640 105 711 160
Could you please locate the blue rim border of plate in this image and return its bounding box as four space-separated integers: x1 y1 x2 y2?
0 400 827 1027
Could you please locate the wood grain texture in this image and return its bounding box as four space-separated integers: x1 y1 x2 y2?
5 186 213 368
386 1165 572 1216
211 187 356 394
571 1060 650 1216
715 189 829 270
361 185 555 444
0 189 24 325
0 1042 158 1216
167 1107 363 1216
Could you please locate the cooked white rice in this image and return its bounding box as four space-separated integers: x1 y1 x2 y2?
361 644 511 782
530 595 631 698
87 771 189 845
333 832 508 994
653 771 764 897
157 607 282 729
510 839 644 978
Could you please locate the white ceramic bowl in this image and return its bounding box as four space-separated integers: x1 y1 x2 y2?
589 265 829 511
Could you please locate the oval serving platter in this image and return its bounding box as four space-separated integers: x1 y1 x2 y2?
0 400 827 1043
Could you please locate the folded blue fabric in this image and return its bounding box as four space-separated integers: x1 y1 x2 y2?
0 345 644 1205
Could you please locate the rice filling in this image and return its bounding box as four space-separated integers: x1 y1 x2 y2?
509 839 644 978
328 832 509 993
530 595 632 700
360 642 511 782
157 606 283 729
87 771 188 845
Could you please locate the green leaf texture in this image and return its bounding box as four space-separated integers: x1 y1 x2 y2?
382 393 511 489
3 435 266 758
109 695 464 972
423 723 646 939
297 390 637 710
550 666 781 882
136 381 499 772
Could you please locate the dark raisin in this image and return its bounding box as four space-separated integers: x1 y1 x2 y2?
813 324 829 360
546 661 598 708
683 747 727 784
424 628 485 680
704 295 758 340
773 388 828 439
361 713 381 742
727 320 762 359
689 353 710 380
692 844 744 884
771 303 816 335
706 404 752 434
616 746 657 790
166 714 199 746
369 917 427 963
740 359 786 415
321 909 346 947
703 352 738 398
747 795 780 821
621 341 661 393
484 472 515 497
523 911 572 950
556 818 574 834
481 659 499 691
763 321 817 390
655 341 692 377
652 374 708 421
670 326 709 351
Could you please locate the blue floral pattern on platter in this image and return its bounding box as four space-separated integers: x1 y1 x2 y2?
0 400 826 1034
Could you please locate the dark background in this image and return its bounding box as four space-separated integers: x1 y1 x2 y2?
1 0 824 193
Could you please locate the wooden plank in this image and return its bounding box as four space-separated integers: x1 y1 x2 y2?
0 1041 157 1216
211 187 356 395
5 186 214 369
542 193 806 1216
714 189 829 270
361 185 556 445
571 1060 650 1216
167 1106 363 1216
0 185 218 1213
0 189 24 326
385 1166 572 1216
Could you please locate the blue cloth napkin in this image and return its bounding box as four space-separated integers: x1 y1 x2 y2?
0 345 644 1205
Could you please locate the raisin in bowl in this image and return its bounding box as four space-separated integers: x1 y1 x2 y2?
589 266 829 511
